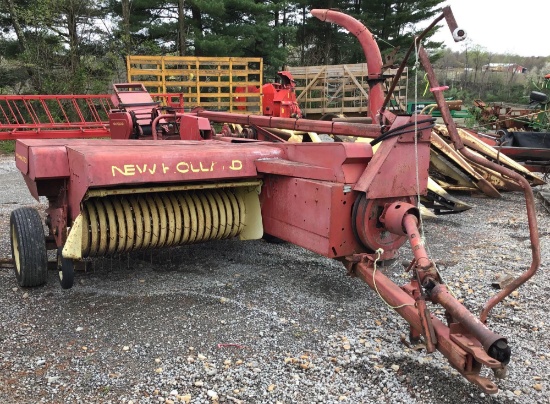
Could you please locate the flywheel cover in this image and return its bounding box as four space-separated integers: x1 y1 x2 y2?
353 194 416 254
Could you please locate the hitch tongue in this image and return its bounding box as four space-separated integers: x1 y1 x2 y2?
450 329 506 370
382 200 510 386
431 284 511 367
416 296 437 353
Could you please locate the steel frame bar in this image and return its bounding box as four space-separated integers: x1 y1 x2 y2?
193 110 382 138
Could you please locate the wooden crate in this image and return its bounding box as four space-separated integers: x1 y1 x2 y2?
127 56 263 114
285 63 407 118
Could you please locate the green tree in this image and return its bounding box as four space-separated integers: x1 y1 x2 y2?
293 0 446 67
1 0 474 95
107 0 174 57
184 0 293 75
1 0 118 94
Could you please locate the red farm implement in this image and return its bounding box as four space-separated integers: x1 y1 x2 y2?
7 7 541 395
0 94 113 139
0 87 184 140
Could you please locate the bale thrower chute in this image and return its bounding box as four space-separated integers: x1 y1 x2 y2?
9 7 540 394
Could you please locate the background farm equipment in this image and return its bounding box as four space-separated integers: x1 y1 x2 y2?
409 99 472 119
7 7 542 395
126 56 263 114
108 83 187 140
0 94 114 139
471 90 550 132
125 55 407 120
491 129 550 172
234 71 303 119
285 63 408 119
466 91 550 172
0 88 183 141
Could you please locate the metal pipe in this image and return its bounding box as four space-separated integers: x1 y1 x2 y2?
417 46 541 323
403 214 431 269
353 261 467 371
311 9 384 124
151 113 185 140
194 110 382 138
401 210 509 363
430 284 510 364
331 117 373 124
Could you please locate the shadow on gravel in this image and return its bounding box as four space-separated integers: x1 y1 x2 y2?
374 356 501 403
64 239 366 303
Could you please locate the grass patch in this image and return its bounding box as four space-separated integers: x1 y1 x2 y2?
0 140 15 154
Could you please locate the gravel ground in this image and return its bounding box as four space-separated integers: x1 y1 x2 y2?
0 154 549 404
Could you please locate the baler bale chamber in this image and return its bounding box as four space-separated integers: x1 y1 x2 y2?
9 7 541 395
13 129 414 285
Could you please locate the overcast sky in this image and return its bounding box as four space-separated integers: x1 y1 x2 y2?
431 0 549 57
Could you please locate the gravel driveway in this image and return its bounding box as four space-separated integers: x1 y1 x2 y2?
0 154 548 404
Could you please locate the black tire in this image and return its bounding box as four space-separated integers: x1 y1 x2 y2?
10 207 48 287
530 91 549 105
57 247 75 290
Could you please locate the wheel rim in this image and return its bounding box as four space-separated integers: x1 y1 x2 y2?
11 224 21 275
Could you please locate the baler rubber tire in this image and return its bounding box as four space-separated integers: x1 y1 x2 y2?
57 247 75 290
10 207 48 287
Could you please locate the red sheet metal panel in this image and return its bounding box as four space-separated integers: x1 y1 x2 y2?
257 142 372 184
260 176 363 258
16 139 150 180
283 142 372 183
354 115 431 198
66 142 283 187
63 140 285 218
14 141 29 176
255 159 337 181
